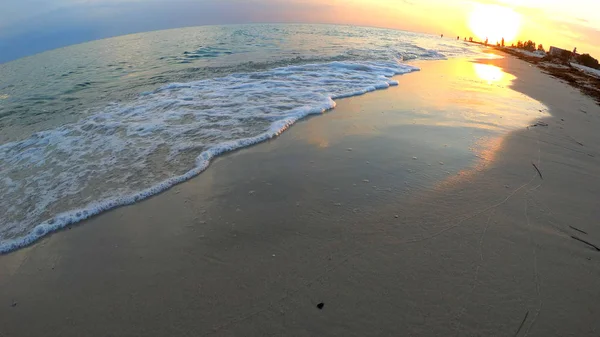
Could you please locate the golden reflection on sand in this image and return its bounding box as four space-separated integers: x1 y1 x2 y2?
421 61 546 130
434 135 505 191
302 115 333 149
302 100 383 149
474 63 504 84
301 58 548 160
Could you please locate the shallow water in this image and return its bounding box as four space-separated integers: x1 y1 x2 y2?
0 24 493 252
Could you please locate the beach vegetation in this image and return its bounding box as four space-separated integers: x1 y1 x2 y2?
523 40 536 52
577 54 599 69
514 40 542 53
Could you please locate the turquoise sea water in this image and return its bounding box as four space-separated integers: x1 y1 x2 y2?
0 24 482 253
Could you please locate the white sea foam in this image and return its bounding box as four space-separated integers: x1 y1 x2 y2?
0 61 418 253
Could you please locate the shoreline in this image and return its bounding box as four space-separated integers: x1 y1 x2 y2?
1 54 600 336
0 62 419 255
493 46 600 105
0 53 526 256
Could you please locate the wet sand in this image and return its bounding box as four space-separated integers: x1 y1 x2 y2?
1 55 600 337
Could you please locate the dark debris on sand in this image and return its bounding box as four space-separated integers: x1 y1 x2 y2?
498 48 600 106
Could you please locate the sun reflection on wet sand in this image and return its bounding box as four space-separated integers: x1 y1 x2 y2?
434 136 505 191
474 63 505 84
301 57 549 152
295 57 550 198
411 59 548 131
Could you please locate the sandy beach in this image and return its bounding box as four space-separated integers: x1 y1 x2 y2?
1 54 599 337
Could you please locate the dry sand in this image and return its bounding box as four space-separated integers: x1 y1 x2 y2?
1 55 599 337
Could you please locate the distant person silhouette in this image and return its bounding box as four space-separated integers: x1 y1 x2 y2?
441 34 444 38
485 38 488 46
457 36 460 40
501 38 505 47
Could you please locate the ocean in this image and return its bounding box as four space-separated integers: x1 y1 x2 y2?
0 24 483 253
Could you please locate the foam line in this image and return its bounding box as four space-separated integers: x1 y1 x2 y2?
0 61 419 253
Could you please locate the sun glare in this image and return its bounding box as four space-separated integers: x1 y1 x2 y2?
469 4 521 44
473 63 504 84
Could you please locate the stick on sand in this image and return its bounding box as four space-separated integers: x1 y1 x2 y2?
532 163 543 180
569 226 588 235
514 311 529 336
571 236 600 251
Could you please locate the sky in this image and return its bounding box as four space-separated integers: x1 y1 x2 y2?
1 0 599 63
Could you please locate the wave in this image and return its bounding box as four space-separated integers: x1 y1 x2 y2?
0 61 419 253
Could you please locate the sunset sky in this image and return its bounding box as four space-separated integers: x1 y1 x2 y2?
1 0 599 63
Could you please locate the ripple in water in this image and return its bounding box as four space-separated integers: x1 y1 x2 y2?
0 24 483 253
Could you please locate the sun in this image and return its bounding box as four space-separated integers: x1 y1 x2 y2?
469 4 521 44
